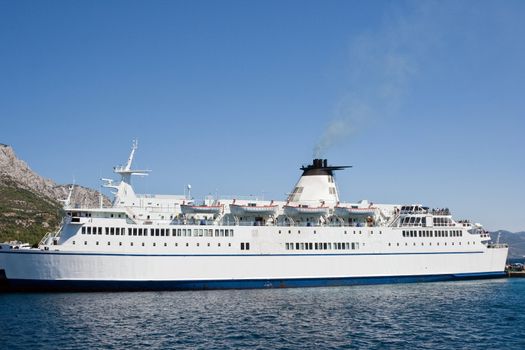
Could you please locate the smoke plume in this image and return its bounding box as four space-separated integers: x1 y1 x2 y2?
313 2 437 158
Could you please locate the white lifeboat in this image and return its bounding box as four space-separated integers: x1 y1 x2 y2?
335 206 377 217
180 204 224 214
229 203 278 216
284 204 329 216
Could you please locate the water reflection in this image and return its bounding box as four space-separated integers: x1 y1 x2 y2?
1 279 523 349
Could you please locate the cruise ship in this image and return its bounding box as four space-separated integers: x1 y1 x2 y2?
0 142 508 291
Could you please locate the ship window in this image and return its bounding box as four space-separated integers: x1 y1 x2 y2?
153 243 156 247
207 229 213 237
107 242 110 246
199 229 203 237
72 241 75 245
119 242 122 246
246 243 250 250
230 229 234 237
86 227 90 234
155 229 160 236
84 241 87 245
96 241 99 245
193 229 198 237
228 243 231 247
241 243 245 250
142 242 145 246
309 243 313 250
215 229 219 237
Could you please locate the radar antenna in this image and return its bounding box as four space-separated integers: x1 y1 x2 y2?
113 139 151 184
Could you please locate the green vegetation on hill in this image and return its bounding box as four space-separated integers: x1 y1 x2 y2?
0 176 63 246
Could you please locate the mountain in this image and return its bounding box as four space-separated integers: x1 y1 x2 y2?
0 143 111 245
490 230 525 260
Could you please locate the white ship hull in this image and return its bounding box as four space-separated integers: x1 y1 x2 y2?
0 226 508 292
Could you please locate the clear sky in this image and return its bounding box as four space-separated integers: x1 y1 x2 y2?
1 1 524 231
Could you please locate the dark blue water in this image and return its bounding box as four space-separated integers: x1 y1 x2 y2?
1 279 525 349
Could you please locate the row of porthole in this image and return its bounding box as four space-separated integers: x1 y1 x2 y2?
72 241 233 247
388 241 476 247
277 230 382 235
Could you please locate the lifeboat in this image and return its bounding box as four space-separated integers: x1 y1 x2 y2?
284 205 329 216
180 204 223 214
335 206 377 217
229 203 278 216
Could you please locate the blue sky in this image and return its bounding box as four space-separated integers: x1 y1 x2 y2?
1 1 524 231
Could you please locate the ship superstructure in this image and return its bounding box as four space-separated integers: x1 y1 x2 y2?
0 142 508 291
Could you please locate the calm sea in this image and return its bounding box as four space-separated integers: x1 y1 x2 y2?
1 279 525 349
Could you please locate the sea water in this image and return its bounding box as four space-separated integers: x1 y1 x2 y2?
1 279 525 349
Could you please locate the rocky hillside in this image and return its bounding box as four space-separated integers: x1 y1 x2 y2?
0 143 111 245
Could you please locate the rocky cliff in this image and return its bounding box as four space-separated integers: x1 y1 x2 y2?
0 144 111 244
0 144 110 208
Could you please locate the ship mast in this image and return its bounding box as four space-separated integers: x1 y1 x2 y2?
102 139 151 206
